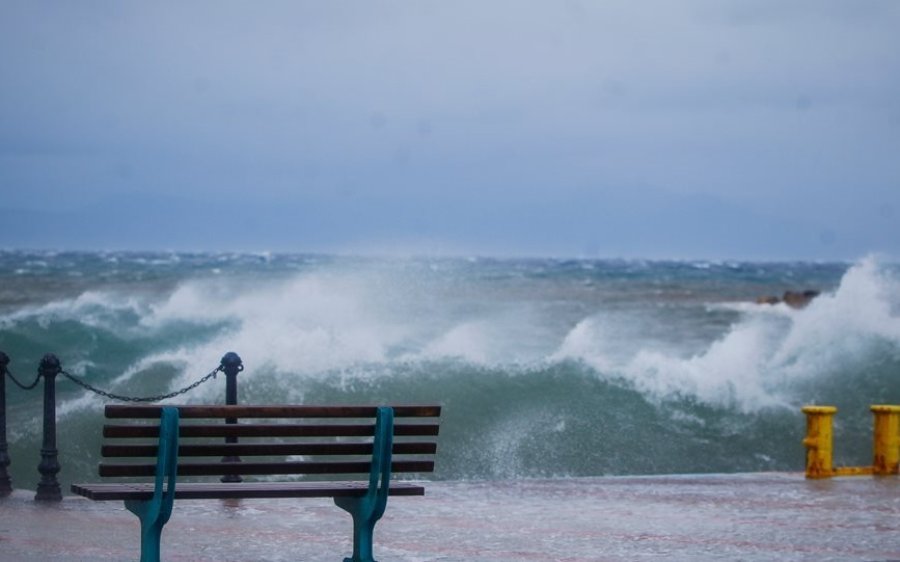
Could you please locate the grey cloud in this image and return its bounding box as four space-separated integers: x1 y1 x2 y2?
1 1 898 259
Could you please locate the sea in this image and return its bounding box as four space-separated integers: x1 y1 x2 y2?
1 250 899 494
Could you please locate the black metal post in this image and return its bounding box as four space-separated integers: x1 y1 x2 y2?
0 351 12 497
220 351 243 483
35 353 62 502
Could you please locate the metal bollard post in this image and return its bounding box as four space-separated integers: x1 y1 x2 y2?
220 352 243 483
871 405 900 476
35 354 62 502
801 405 837 479
0 352 12 496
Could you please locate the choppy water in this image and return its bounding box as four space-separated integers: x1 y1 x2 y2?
1 251 899 492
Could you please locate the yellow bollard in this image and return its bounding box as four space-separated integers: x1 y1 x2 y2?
802 406 837 479
871 405 900 475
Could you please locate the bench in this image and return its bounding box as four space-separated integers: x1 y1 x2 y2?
71 403 441 562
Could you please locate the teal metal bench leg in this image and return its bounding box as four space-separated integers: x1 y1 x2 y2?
124 407 180 562
334 495 379 562
124 501 164 562
334 406 393 562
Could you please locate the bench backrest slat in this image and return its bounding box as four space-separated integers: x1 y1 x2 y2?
99 460 436 478
104 423 440 439
98 404 440 482
101 442 438 458
105 404 441 419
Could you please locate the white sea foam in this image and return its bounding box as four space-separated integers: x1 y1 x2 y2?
770 256 900 374
419 322 495 364
132 267 553 391
551 256 900 411
141 274 404 397
37 255 899 418
0 291 147 331
33 269 414 415
550 317 620 374
414 309 552 365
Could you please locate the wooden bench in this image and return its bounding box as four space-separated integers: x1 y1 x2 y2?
71 404 441 562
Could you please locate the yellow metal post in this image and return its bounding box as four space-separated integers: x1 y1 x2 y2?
802 406 837 479
871 405 900 476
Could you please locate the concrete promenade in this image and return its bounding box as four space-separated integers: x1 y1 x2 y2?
1 473 899 561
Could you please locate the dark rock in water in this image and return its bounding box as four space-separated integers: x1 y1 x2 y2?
783 290 820 309
755 290 820 309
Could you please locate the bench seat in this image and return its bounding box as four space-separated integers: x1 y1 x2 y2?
72 480 425 501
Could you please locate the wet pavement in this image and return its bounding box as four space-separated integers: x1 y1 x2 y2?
2 473 900 561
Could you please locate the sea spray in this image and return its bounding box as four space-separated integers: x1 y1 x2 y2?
1 251 898 493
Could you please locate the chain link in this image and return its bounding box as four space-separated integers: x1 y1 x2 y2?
60 366 221 403
4 368 42 390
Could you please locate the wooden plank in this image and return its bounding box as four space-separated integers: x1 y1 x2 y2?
102 441 438 458
394 423 441 437
71 481 426 501
103 423 440 439
98 460 436 478
105 424 375 438
105 404 441 419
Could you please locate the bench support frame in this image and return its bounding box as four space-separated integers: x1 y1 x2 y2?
124 407 179 562
116 406 397 562
334 407 394 562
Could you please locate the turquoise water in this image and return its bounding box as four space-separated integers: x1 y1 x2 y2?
1 251 899 491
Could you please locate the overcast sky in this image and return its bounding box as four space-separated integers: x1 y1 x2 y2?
1 1 898 260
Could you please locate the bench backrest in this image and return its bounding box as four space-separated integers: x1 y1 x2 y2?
98 404 441 480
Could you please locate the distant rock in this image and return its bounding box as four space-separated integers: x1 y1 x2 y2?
783 290 820 308
755 290 820 309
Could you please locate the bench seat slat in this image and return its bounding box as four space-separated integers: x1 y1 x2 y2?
104 423 440 439
99 460 436 477
105 404 441 419
102 442 438 458
71 481 426 501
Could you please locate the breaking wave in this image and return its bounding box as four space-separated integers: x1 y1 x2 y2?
1 252 898 488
